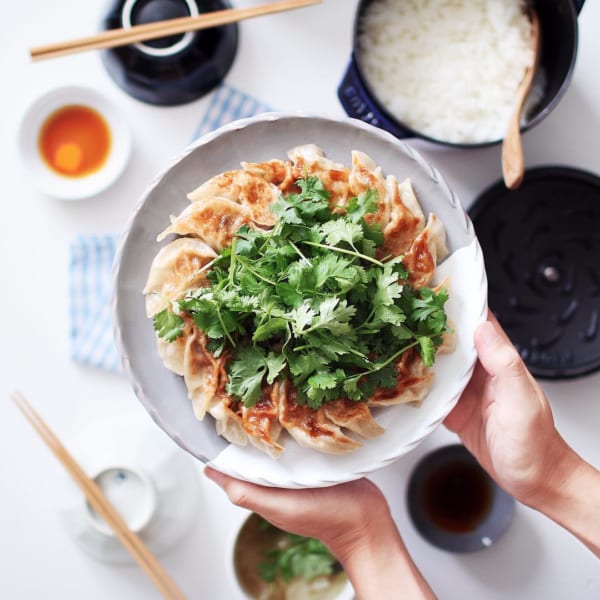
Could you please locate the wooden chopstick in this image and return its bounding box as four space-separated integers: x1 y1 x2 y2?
11 390 186 600
30 0 321 61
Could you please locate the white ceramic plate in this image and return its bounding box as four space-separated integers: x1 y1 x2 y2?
18 85 132 200
113 113 487 488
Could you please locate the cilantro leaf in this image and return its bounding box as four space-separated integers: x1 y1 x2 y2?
275 283 303 308
272 176 331 226
289 302 316 334
346 188 379 222
319 220 363 246
374 304 406 327
417 336 436 367
374 265 403 307
258 559 278 583
368 363 398 389
252 318 288 343
297 175 331 202
257 517 338 583
158 174 450 408
286 350 324 383
226 347 286 406
270 195 304 225
308 297 356 335
226 347 265 406
307 371 340 391
304 369 346 407
153 308 184 342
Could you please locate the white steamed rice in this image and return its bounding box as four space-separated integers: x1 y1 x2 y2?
358 0 536 143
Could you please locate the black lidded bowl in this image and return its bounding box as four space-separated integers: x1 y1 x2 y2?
101 0 238 106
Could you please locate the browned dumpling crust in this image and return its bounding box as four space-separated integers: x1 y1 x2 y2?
288 145 352 208
402 214 448 288
187 170 280 227
241 384 284 458
145 146 449 457
278 380 362 455
368 349 434 408
241 159 295 190
144 238 216 317
157 197 255 250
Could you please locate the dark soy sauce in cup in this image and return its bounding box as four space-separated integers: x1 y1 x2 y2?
421 459 493 533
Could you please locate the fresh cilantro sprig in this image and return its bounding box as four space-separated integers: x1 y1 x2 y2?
152 303 184 342
227 347 286 406
153 175 450 408
257 519 338 583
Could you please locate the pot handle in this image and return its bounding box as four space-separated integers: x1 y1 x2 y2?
573 0 585 14
337 56 413 140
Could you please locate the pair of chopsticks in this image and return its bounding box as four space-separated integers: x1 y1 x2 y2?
12 390 186 600
30 0 321 61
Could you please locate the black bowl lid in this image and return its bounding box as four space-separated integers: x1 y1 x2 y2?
407 445 515 553
469 167 600 379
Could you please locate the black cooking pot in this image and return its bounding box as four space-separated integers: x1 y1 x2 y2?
338 0 585 148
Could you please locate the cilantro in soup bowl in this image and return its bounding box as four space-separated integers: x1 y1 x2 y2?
232 513 353 600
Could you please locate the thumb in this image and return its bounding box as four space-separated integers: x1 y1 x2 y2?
474 320 530 390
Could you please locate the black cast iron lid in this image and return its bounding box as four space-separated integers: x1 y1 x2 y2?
469 166 600 379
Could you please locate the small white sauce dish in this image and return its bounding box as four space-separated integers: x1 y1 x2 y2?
18 85 132 200
56 417 201 563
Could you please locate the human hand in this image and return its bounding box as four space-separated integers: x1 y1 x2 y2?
444 314 575 507
204 468 436 599
204 467 388 560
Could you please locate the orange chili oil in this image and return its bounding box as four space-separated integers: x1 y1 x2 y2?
38 105 111 177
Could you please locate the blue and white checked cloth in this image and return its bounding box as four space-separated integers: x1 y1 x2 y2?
69 84 272 372
193 82 272 139
69 234 121 372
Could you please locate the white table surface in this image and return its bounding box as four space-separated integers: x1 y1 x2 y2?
2 1 600 598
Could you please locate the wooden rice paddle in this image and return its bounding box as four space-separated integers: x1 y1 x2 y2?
501 8 541 190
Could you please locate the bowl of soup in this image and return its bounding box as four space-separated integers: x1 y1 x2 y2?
230 512 354 600
18 85 132 199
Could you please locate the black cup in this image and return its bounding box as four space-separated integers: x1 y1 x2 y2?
101 0 238 106
338 0 585 148
407 444 515 552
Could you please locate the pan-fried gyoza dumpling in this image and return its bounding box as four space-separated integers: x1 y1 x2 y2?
402 213 448 288
155 318 193 376
380 177 426 257
241 159 294 190
144 238 217 318
288 145 351 206
209 395 248 446
187 170 279 227
368 349 434 408
348 151 391 227
438 326 457 355
241 384 284 458
183 328 224 420
397 178 425 225
277 380 361 454
323 399 384 439
157 197 254 250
